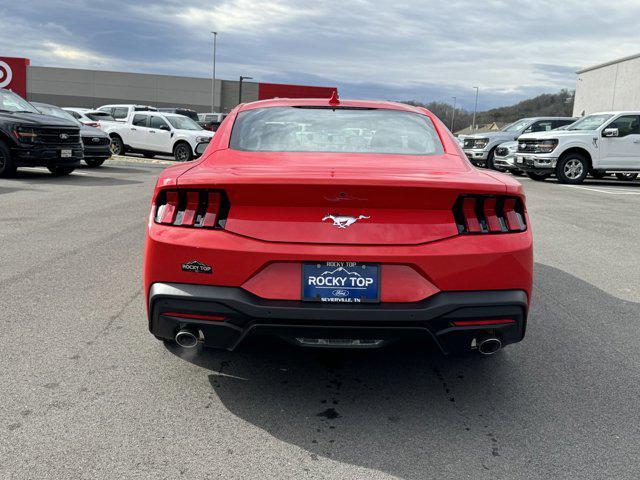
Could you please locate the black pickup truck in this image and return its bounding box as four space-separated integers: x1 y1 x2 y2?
0 88 83 177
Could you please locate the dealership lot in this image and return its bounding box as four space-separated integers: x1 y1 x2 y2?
1 162 639 479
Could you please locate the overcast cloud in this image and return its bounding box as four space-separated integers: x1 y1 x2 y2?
1 0 639 109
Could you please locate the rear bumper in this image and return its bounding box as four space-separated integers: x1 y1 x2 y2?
149 283 528 353
145 225 533 299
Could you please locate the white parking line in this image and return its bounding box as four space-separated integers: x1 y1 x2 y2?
562 184 640 195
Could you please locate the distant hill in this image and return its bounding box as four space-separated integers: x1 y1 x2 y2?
405 89 575 133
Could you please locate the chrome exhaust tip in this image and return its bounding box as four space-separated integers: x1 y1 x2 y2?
175 329 199 348
477 336 502 355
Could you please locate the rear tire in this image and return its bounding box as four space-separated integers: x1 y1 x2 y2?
615 173 638 181
174 142 193 162
0 141 17 178
84 158 105 168
526 171 550 181
47 165 75 176
110 135 124 156
556 153 588 184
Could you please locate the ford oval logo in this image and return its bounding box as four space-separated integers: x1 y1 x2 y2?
59 133 69 140
332 289 349 297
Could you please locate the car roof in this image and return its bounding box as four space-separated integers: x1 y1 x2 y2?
237 97 427 115
517 116 576 121
588 111 640 116
100 104 158 109
133 111 181 117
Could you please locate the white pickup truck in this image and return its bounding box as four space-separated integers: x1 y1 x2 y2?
103 111 213 161
515 112 640 183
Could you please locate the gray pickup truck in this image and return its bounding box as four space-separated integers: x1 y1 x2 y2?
462 117 576 169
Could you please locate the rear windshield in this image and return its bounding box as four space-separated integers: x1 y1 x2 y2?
229 107 444 155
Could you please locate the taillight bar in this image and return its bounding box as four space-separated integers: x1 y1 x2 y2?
162 312 226 322
453 195 526 234
154 189 228 229
452 319 516 327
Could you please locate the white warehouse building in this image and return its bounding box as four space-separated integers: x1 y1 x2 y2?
573 53 640 116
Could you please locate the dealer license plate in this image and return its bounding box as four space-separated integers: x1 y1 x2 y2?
60 149 72 158
302 262 380 303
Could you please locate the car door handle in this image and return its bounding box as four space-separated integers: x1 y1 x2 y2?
131 128 137 131
633 139 640 144
149 130 156 134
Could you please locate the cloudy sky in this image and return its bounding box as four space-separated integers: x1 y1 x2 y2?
1 0 639 109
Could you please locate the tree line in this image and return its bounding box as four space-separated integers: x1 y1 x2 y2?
405 89 575 133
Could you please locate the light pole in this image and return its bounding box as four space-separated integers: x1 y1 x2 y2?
211 31 217 113
450 96 457 132
472 86 479 132
238 76 253 105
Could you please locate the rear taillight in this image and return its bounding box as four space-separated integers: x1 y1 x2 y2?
162 312 226 321
453 195 526 234
154 189 228 228
452 319 516 327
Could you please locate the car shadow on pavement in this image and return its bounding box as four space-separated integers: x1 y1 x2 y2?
165 263 640 478
544 178 640 187
6 169 143 186
78 164 154 175
0 186 40 195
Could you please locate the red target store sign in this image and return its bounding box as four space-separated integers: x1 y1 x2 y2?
0 57 29 98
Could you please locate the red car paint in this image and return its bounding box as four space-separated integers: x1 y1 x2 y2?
144 98 533 351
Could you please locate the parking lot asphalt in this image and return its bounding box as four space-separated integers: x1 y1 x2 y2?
1 161 639 479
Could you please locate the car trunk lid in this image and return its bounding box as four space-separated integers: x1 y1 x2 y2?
177 150 507 245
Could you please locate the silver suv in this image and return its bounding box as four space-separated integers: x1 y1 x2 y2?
493 141 522 175
463 117 576 169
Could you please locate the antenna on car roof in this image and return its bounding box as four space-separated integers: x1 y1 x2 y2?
328 90 340 106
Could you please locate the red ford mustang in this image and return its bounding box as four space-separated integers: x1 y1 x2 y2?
143 97 533 356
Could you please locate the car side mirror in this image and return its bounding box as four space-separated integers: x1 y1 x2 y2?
603 128 619 138
159 124 170 131
195 142 208 157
